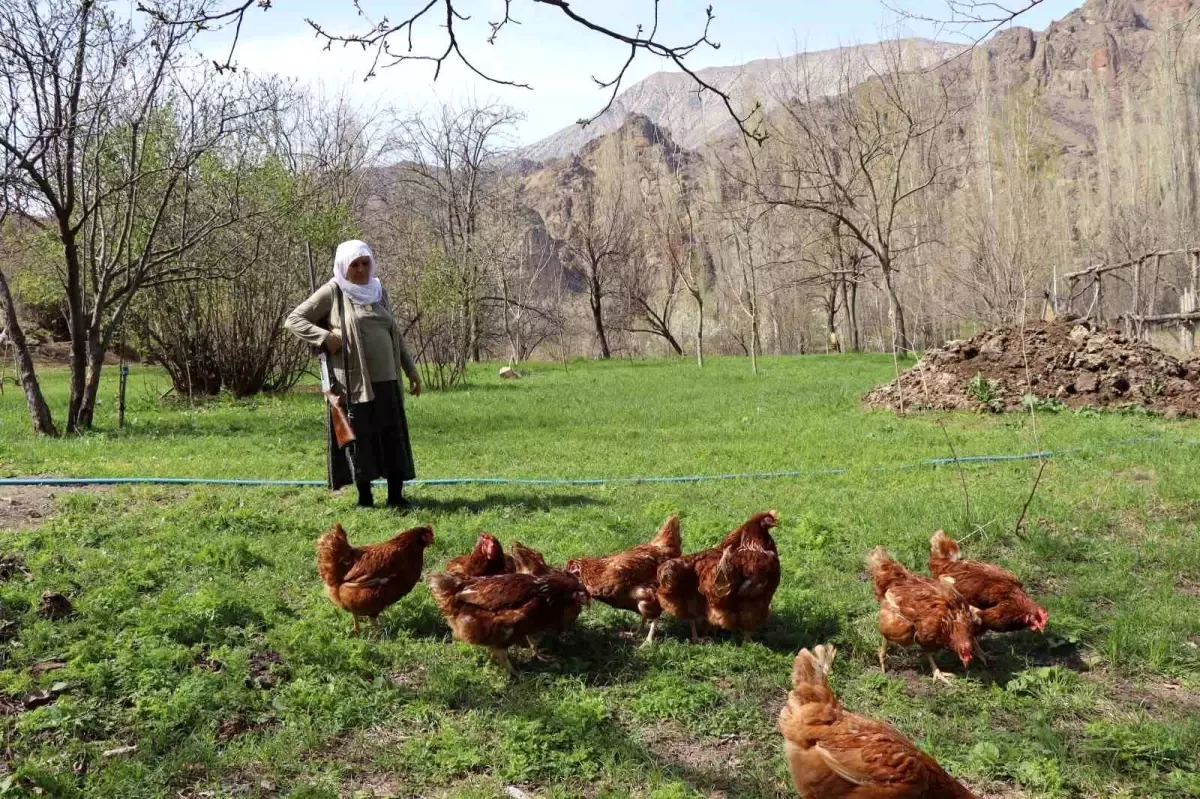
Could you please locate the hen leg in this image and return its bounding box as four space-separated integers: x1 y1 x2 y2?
350 616 361 636
490 648 517 676
689 621 703 643
972 639 989 666
527 636 557 663
877 639 889 673
639 620 658 648
928 654 955 685
370 616 384 638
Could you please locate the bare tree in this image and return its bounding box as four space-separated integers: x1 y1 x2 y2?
620 232 683 356
486 213 560 367
640 154 712 365
0 0 278 430
395 102 523 365
757 42 964 353
561 157 635 360
0 213 57 435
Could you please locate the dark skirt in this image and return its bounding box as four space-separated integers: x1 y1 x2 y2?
327 380 416 490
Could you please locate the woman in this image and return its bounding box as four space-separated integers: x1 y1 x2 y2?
285 240 422 509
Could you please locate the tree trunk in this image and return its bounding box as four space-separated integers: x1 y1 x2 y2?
694 293 704 368
0 269 58 436
469 298 482 362
77 328 105 430
826 286 839 353
62 231 88 432
662 329 684 356
500 277 517 366
881 263 909 353
847 277 861 351
589 271 611 359
749 308 759 375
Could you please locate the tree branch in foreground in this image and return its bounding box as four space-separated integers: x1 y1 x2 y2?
885 0 1050 47
138 0 767 143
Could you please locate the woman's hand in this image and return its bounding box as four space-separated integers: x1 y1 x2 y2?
408 372 422 397
324 330 343 354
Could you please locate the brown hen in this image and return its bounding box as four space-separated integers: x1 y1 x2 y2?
446 532 516 577
657 510 781 642
867 547 977 685
426 568 590 675
778 644 979 798
718 509 780 552
565 514 682 646
703 542 781 641
316 522 434 634
929 531 1049 646
508 540 590 660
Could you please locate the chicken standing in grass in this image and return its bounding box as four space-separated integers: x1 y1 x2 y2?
867 547 977 685
565 514 682 646
703 541 781 641
657 510 781 642
316 522 434 634
446 532 516 577
928 530 1048 658
510 540 589 659
778 644 980 798
427 556 590 675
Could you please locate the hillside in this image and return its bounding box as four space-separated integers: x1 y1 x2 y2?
519 39 964 162
517 0 1200 256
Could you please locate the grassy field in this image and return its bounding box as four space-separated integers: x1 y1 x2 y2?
2 355 1199 798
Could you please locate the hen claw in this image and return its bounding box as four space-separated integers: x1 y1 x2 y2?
929 655 955 685
526 636 557 663
639 620 658 648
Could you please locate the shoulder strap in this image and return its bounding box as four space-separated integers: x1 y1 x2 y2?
335 285 352 389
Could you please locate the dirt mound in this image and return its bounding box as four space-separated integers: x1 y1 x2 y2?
864 321 1200 417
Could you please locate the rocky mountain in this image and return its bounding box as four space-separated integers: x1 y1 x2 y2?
519 0 1200 213
519 39 965 162
942 0 1200 161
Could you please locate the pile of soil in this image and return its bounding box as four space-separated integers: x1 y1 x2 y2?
864 321 1200 417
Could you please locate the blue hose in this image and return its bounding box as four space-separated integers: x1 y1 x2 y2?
0 436 1186 489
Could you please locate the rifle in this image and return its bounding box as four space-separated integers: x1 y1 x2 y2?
305 241 357 450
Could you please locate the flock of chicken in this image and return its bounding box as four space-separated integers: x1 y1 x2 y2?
314 511 1050 798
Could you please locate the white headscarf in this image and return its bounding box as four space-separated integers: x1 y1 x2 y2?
333 239 384 306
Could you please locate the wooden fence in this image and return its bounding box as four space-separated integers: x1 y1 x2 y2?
1059 248 1200 351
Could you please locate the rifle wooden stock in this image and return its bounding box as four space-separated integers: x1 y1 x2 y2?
325 389 356 448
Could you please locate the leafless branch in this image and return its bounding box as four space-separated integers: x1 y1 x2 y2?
885 0 1049 46
138 0 767 143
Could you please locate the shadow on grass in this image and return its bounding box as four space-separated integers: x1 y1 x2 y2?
758 605 843 654
406 493 602 515
646 605 843 655
969 631 1089 686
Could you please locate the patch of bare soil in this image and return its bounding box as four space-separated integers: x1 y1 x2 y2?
0 485 119 532
1106 674 1200 715
638 720 757 798
0 486 58 531
864 321 1200 416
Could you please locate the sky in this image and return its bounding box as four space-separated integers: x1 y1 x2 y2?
199 0 1081 146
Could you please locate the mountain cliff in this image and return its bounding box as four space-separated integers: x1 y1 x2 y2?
519 39 965 162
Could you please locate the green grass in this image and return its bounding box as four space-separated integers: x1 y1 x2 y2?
2 355 1199 798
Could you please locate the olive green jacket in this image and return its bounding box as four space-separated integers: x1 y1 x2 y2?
284 280 417 404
